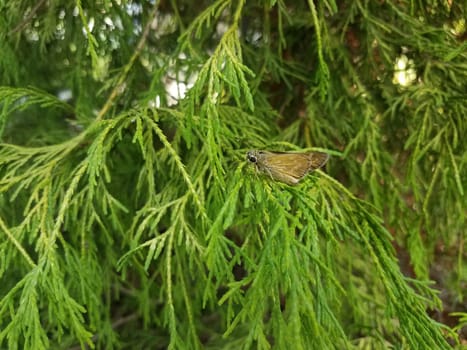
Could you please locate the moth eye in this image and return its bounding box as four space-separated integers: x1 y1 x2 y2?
247 154 257 163
246 153 257 163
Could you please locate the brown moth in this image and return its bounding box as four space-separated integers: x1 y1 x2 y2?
246 150 329 185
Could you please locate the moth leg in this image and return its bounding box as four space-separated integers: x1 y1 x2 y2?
253 164 261 181
263 167 275 181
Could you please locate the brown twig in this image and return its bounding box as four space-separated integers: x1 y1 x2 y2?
67 313 138 350
8 0 47 36
95 3 159 121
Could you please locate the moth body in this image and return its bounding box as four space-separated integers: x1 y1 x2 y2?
246 150 328 185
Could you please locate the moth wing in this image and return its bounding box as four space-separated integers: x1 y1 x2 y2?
264 154 314 183
265 152 328 174
307 152 329 170
264 152 329 184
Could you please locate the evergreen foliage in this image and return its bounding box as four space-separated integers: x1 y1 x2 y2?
0 0 466 349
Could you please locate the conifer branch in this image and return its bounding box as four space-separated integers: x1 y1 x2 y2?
0 1 464 348
145 111 208 222
0 216 36 268
307 0 330 99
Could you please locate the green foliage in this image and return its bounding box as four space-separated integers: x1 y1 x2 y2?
0 0 466 349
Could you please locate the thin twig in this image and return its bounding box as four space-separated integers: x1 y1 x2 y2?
67 313 138 350
8 0 47 36
95 3 159 121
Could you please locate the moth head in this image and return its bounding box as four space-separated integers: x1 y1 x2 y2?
246 150 258 164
